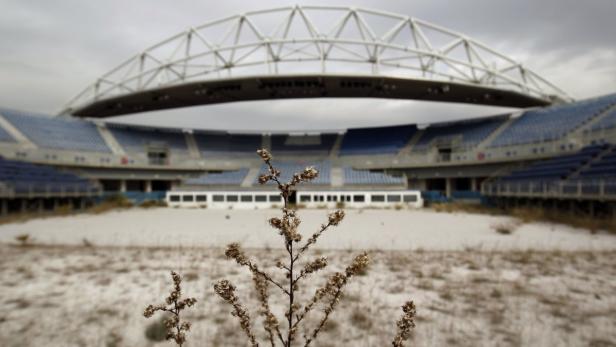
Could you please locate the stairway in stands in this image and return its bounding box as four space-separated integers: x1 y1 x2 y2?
573 103 616 134
0 113 36 148
328 133 344 158
261 134 271 152
96 124 125 155
476 113 517 149
184 132 201 158
241 167 261 187
397 129 425 155
567 144 616 179
330 167 343 187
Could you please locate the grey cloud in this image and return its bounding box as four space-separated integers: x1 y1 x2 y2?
0 0 614 131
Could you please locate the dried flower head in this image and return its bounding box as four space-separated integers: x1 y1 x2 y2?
305 256 328 273
289 166 319 185
214 279 258 346
143 272 197 346
301 166 319 180
225 242 249 266
392 301 417 347
214 279 236 302
256 148 273 162
268 209 302 243
345 252 370 277
328 210 345 226
253 273 282 346
258 174 270 185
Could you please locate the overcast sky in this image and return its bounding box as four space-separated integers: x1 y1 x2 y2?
1 0 614 132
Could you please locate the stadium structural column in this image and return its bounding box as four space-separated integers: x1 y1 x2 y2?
471 178 478 192
144 180 152 193
551 199 557 212
419 179 428 191
445 178 452 198
120 180 127 193
589 201 595 217
568 200 576 214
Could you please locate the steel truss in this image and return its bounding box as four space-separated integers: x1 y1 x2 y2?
63 5 572 114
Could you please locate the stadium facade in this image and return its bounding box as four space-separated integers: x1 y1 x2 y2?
1 6 615 215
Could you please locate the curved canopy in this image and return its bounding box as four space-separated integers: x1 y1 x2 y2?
63 5 572 117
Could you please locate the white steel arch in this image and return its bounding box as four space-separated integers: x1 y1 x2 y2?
63 5 571 115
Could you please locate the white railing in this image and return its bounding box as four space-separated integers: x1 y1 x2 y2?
482 179 616 200
0 183 102 199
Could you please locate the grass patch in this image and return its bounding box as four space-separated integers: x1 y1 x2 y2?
139 200 167 208
432 202 496 215
88 195 133 214
511 207 616 234
491 221 518 235
434 202 616 234
349 309 372 330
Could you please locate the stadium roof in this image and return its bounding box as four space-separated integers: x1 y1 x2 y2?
62 5 572 118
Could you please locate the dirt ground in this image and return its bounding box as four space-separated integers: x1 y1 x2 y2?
1 244 615 347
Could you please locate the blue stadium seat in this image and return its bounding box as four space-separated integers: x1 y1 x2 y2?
501 144 606 182
413 116 506 151
490 94 616 147
107 125 187 152
0 157 98 194
257 161 331 185
0 122 15 143
343 167 404 185
185 169 250 185
578 147 616 179
193 132 261 157
340 125 417 155
590 107 616 131
0 108 110 152
270 134 338 155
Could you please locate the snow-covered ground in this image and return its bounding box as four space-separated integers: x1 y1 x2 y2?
1 207 615 346
1 245 615 347
0 207 614 251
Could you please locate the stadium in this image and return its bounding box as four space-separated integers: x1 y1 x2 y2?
1 4 616 347
1 6 614 215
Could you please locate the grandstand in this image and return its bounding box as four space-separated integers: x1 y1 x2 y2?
0 124 15 143
1 108 110 152
1 86 616 213
194 132 261 157
578 146 616 178
589 107 616 132
413 116 507 152
483 143 616 210
0 157 98 195
107 124 187 153
270 134 338 155
500 145 605 182
185 169 250 186
490 94 616 147
343 167 405 186
0 156 99 214
340 125 417 155
258 161 332 185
